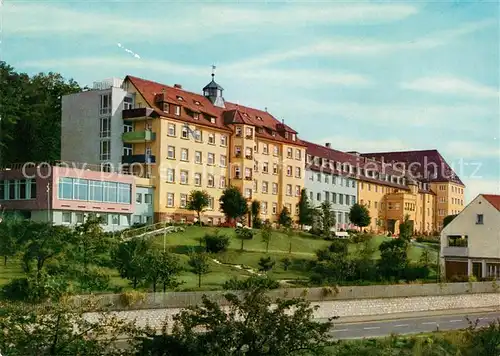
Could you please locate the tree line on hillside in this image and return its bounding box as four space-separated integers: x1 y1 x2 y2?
0 61 81 165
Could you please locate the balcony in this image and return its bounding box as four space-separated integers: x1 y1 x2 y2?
442 246 469 257
122 131 156 143
122 107 158 121
122 154 156 164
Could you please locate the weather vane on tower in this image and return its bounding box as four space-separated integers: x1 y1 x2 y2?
211 64 216 79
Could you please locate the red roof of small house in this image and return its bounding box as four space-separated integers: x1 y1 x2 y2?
125 75 305 146
360 149 464 186
482 194 500 211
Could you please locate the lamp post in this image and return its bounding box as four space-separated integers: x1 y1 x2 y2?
46 183 51 223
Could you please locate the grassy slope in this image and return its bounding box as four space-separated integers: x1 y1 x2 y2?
0 227 438 291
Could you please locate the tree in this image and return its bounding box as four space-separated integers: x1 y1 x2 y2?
201 231 230 253
399 214 413 241
319 201 336 237
144 250 181 292
0 298 138 356
250 200 262 228
283 226 295 254
443 214 458 229
258 257 275 273
278 207 292 227
349 203 371 229
188 251 210 288
298 188 313 228
137 288 335 355
281 257 292 271
219 186 248 226
235 227 254 251
0 62 81 165
112 238 149 289
0 216 20 265
186 190 210 226
260 220 273 253
378 238 408 281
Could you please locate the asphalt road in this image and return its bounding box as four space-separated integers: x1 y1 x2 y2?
329 312 500 339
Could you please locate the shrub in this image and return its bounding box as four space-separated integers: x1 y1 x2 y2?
415 235 440 244
351 233 373 244
201 232 230 253
119 291 146 307
403 264 430 281
222 275 280 290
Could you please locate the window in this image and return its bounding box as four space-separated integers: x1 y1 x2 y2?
76 213 84 224
167 169 175 183
447 235 468 247
317 192 321 201
295 149 301 160
28 179 36 199
295 185 300 196
262 143 269 154
245 167 252 179
208 133 215 144
180 148 188 161
111 214 119 225
324 175 329 184
180 170 188 184
168 123 176 136
193 112 199 120
145 194 152 204
220 155 227 167
272 203 278 215
208 197 214 210
73 179 88 200
220 176 226 188
59 178 73 200
286 184 292 196
310 191 313 200
180 194 187 208
476 214 484 224
295 167 301 178
167 146 175 159
99 94 111 115
245 127 253 138
245 188 252 198
207 153 215 165
123 144 132 156
207 175 214 187
287 148 292 158
332 193 337 204
194 129 202 142
253 180 258 193
262 181 268 193
195 151 202 164
332 176 337 185
273 163 278 174
261 201 268 214
236 127 242 136
174 105 181 115
194 173 202 186
221 135 228 146
339 194 344 205
99 117 111 138
62 212 72 224
167 193 174 207
273 145 279 156
286 166 292 176
375 201 378 209
181 126 189 139
272 183 278 195
262 162 269 173
351 180 355 188
99 140 110 160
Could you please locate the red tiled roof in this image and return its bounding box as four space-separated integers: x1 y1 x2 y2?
125 75 304 146
483 194 500 211
360 150 464 186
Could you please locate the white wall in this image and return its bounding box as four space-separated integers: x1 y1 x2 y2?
441 195 500 259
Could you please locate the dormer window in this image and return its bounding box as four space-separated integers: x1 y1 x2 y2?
271 131 276 137
193 112 199 120
163 103 170 113
177 96 183 101
194 100 200 105
285 132 289 139
258 127 264 133
174 105 181 115
256 116 263 121
292 134 296 141
210 117 216 124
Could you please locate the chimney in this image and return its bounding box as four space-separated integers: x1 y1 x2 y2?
174 84 182 89
325 143 331 148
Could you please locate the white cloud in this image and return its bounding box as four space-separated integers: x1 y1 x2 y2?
19 57 371 88
462 178 500 203
229 19 496 69
3 2 418 41
401 76 499 99
444 141 500 159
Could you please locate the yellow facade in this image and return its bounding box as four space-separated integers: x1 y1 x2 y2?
431 182 465 229
123 79 305 225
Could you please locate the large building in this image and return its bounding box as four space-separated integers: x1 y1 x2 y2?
305 143 463 234
61 73 306 225
440 194 500 280
0 162 154 231
360 150 465 230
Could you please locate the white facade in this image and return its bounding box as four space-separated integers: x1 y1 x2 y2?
440 194 500 280
305 169 357 230
61 78 133 169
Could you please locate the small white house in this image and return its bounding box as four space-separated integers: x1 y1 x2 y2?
440 194 500 280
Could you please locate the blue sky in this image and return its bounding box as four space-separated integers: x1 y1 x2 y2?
1 0 499 201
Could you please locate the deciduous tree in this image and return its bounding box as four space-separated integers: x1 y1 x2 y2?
219 187 248 226
349 203 371 229
260 220 273 253
298 188 313 228
278 207 292 228
186 190 210 226
188 251 210 288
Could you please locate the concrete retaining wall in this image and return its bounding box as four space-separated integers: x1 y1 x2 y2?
75 281 499 311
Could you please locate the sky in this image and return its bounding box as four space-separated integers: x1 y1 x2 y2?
1 0 499 202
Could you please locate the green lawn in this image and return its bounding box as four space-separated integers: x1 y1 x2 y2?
0 227 439 292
